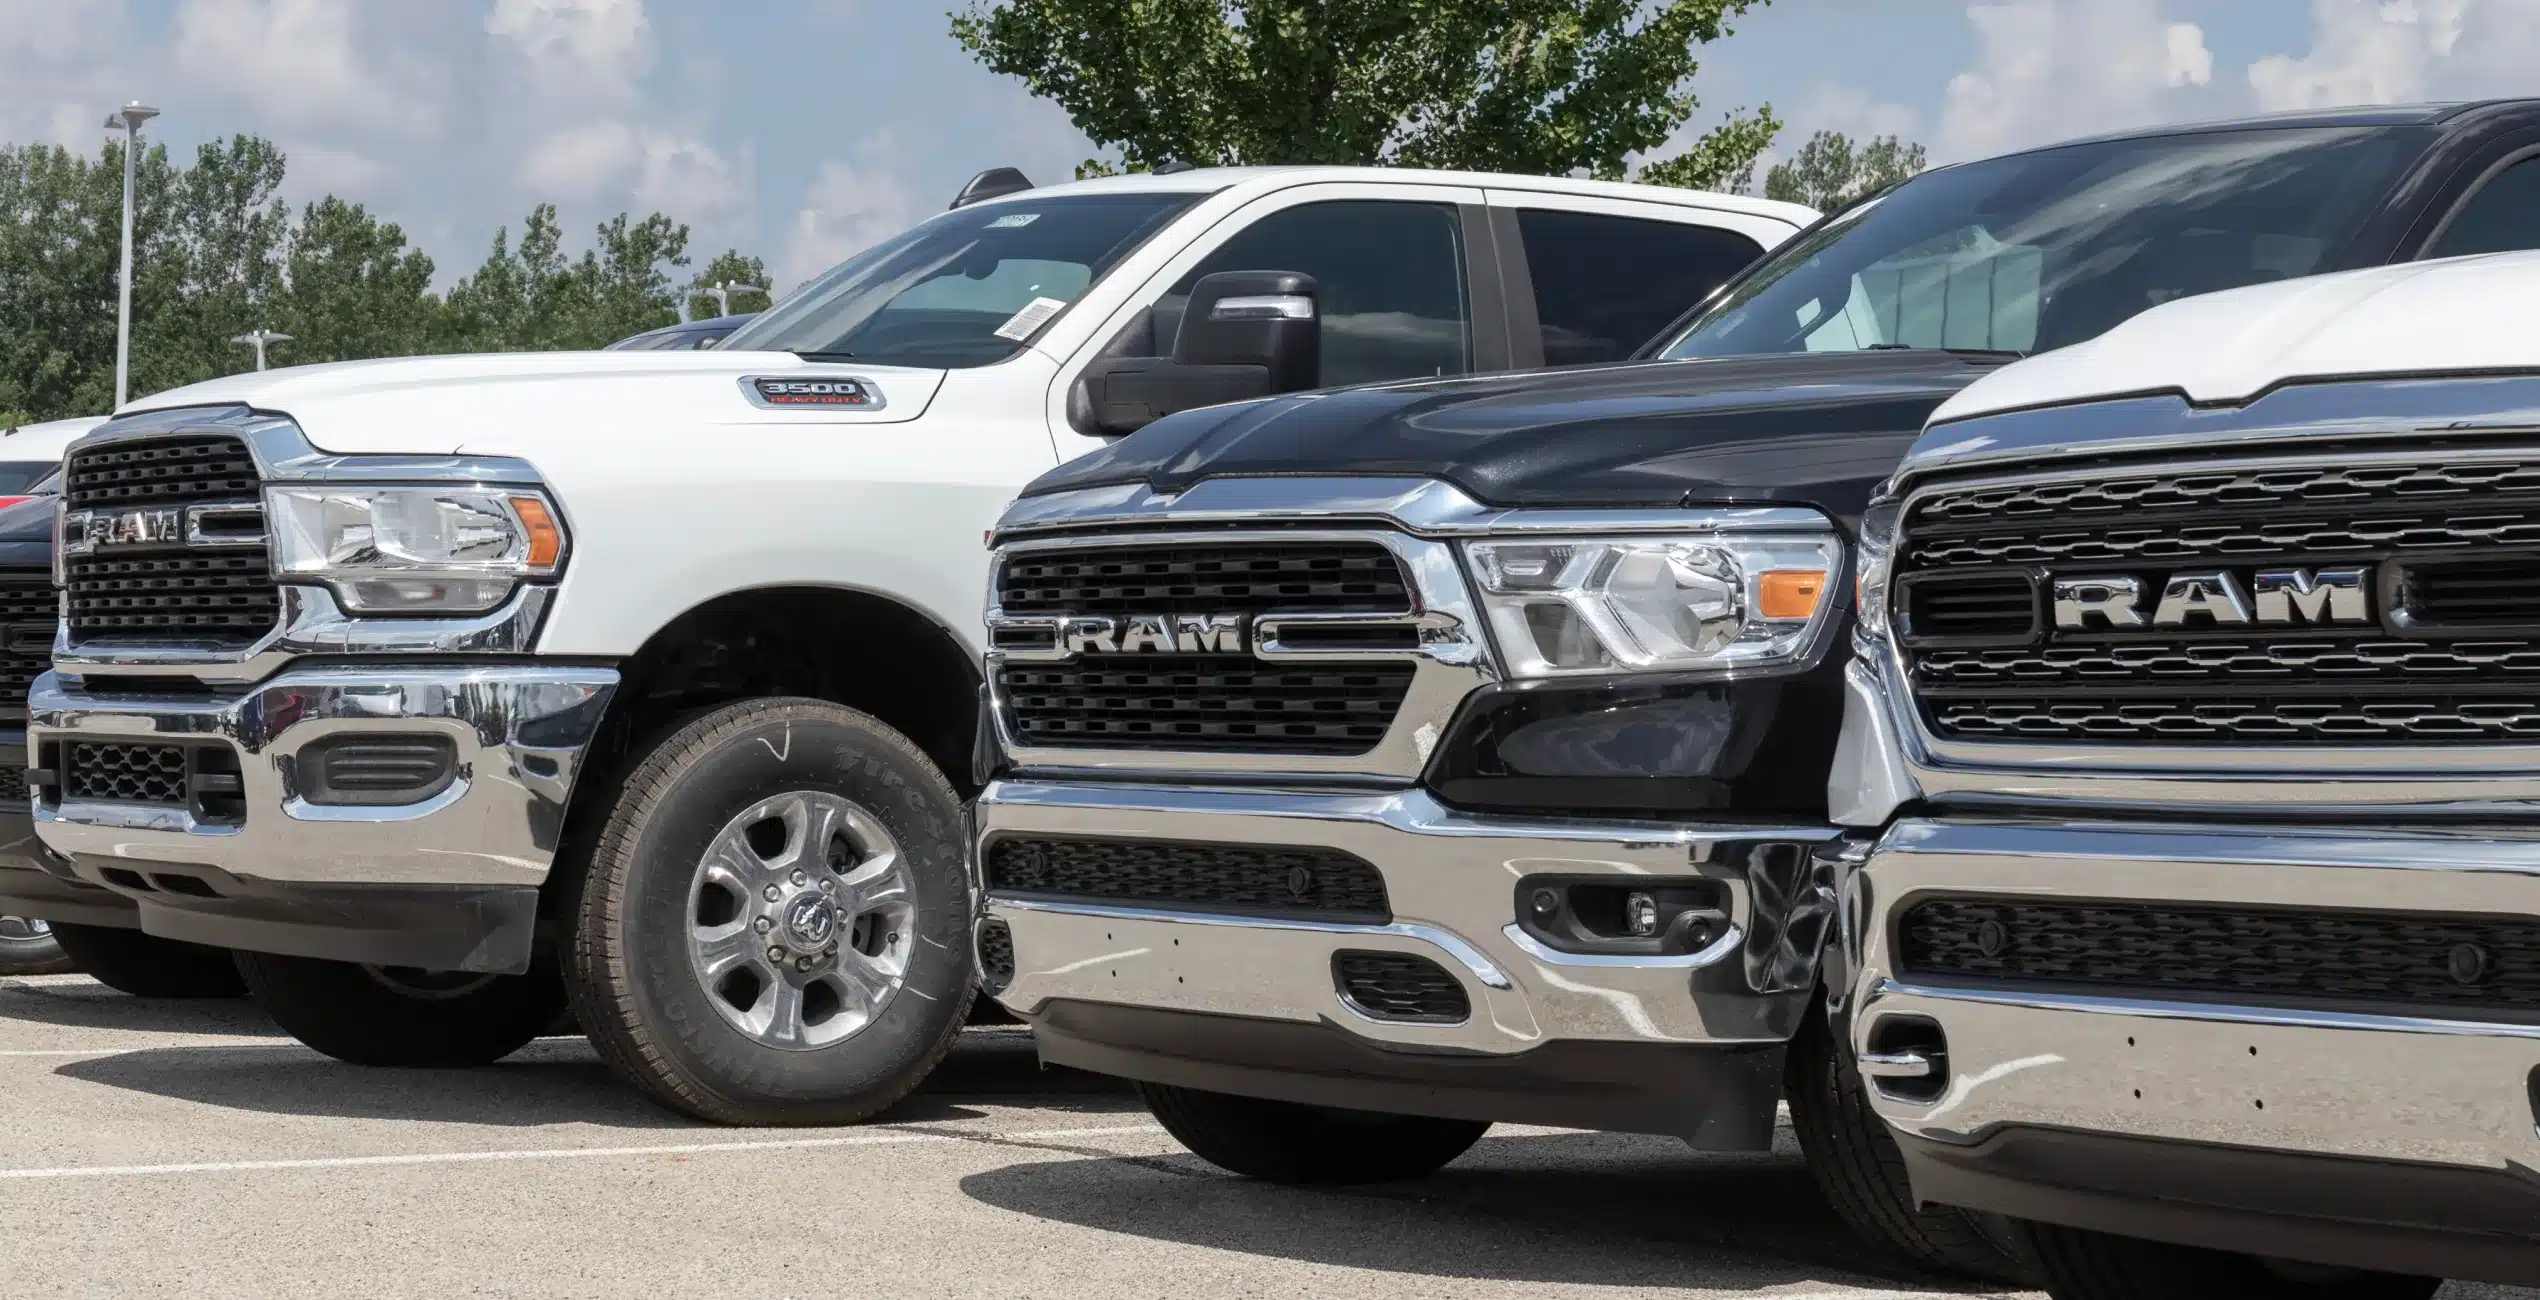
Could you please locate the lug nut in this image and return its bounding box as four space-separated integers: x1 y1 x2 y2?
819 878 836 894
795 957 813 972
763 885 782 902
791 869 808 886
767 946 786 963
753 917 772 933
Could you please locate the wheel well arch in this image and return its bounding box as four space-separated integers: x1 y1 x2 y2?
582 584 983 802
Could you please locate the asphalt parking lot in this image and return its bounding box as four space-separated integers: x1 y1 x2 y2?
0 974 2524 1300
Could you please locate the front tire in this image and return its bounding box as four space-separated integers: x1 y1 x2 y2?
563 698 974 1126
235 952 565 1066
1786 1006 2030 1283
48 923 246 997
2009 1219 2442 1300
1140 1082 1490 1184
0 916 74 975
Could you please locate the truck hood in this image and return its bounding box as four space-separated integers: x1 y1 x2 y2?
1933 251 2540 425
119 350 949 455
1021 350 2009 517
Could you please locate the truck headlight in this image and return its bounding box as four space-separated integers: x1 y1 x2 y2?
267 486 567 614
1463 533 1840 678
1853 498 1900 642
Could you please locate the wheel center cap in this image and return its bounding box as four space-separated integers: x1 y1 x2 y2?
782 892 840 948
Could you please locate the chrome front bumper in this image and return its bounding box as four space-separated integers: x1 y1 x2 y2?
1849 819 2540 1283
31 664 616 889
978 780 1842 1140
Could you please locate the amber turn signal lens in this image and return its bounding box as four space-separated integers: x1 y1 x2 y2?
510 495 564 569
1759 569 1829 620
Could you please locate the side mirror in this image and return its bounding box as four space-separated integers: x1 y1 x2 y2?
1172 270 1319 392
1075 271 1320 436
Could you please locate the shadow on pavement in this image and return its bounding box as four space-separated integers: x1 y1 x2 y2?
0 977 279 1038
48 1026 1138 1128
959 1126 1988 1294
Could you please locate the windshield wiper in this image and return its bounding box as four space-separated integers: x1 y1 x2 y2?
791 349 860 361
1865 343 2029 358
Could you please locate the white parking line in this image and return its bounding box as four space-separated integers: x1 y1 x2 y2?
0 1122 1167 1182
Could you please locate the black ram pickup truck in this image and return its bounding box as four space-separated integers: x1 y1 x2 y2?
0 485 241 993
972 100 2540 1280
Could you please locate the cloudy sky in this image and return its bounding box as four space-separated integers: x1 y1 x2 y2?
6 1 2534 290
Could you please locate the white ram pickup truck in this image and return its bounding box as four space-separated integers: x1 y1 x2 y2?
30 166 1809 1123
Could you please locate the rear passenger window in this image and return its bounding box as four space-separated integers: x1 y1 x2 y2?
1517 210 1763 367
2429 155 2540 258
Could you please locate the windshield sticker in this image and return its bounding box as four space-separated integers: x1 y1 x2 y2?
985 212 1039 229
992 296 1070 342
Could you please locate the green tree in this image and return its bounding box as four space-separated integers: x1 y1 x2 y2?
1759 129 1927 210
949 0 1778 189
270 196 441 364
685 249 773 318
442 206 696 350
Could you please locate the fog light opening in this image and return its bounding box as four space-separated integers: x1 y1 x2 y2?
1862 1014 1950 1105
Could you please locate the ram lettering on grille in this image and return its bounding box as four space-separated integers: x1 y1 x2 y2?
61 434 280 649
1895 451 2540 746
993 540 1418 758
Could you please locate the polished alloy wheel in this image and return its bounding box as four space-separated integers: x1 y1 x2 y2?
686 790 913 1050
0 916 51 943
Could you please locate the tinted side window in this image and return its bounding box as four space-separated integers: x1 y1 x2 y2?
1166 201 1471 387
1518 209 1762 366
2430 155 2540 258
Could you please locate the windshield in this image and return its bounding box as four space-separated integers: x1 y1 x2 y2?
723 193 1201 368
1659 126 2427 360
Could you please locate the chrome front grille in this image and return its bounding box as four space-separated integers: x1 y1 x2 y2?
1895 447 2540 747
61 433 279 650
991 537 1425 760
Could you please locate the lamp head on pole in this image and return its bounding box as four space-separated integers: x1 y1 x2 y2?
105 102 161 133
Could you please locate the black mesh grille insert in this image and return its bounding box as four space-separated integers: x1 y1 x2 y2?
0 573 54 720
64 434 261 510
1896 450 2540 744
999 658 1413 755
1899 897 2540 1021
997 542 1412 617
61 743 188 806
984 836 1390 922
66 551 282 646
976 920 1016 991
0 766 26 806
1333 951 1470 1023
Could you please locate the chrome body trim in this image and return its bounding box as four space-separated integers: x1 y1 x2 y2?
56 584 554 685
986 527 1494 780
994 474 1833 539
978 780 1842 1054
28 664 616 888
1850 818 2540 1175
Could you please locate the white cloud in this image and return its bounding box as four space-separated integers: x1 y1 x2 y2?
2246 0 2540 110
1936 0 2220 162
780 135 926 289
485 0 654 88
173 0 448 139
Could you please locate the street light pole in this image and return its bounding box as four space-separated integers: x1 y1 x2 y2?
705 281 767 317
231 329 292 371
105 101 160 411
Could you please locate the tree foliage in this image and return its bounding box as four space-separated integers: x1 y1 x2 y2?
687 250 774 318
0 134 763 420
950 0 1778 188
1760 130 1927 211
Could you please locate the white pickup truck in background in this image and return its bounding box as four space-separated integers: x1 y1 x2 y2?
24 166 1810 1123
